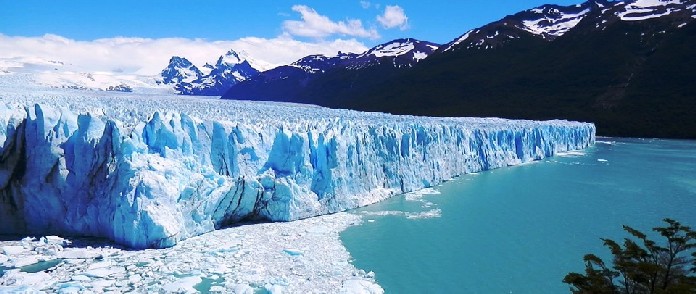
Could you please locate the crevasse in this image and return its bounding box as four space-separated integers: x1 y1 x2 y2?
0 100 595 248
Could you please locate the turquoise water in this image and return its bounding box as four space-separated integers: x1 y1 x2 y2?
341 138 696 293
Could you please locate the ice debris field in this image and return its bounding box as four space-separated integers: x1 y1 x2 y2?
0 89 594 292
1 212 382 293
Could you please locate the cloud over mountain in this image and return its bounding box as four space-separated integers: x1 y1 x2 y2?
0 34 368 75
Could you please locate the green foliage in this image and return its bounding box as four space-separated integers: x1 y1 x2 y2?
563 218 696 294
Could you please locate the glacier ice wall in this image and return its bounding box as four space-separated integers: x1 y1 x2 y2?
0 93 595 248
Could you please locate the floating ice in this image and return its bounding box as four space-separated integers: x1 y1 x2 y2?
283 249 303 256
557 150 587 157
403 188 442 202
596 140 616 145
0 212 383 293
360 209 442 220
162 275 203 293
341 279 384 294
405 209 442 219
2 246 27 256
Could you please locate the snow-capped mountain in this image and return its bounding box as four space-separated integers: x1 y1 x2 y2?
223 38 439 102
616 0 696 21
288 38 439 73
290 52 359 74
160 56 203 84
357 38 441 68
159 50 261 96
443 0 696 51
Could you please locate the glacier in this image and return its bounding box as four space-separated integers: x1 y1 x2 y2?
0 90 595 249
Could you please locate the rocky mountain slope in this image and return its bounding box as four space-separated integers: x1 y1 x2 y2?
160 50 260 95
222 38 439 102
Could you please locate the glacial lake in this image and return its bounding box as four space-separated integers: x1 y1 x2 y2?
341 138 696 293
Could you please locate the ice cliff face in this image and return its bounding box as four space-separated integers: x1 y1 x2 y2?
0 92 595 249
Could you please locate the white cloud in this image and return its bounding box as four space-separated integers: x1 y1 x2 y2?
0 34 368 75
361 1 381 10
377 5 409 30
283 5 379 39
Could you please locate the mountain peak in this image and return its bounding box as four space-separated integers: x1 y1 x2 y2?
216 50 243 66
160 49 260 95
160 56 202 85
617 0 696 21
440 3 595 52
442 0 696 52
288 38 440 73
518 3 592 38
167 56 194 67
364 38 439 58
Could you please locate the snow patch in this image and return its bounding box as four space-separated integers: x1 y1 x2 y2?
522 9 590 37
413 51 428 61
618 0 684 21
371 42 415 57
444 30 473 51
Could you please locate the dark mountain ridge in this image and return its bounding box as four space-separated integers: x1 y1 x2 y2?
223 38 439 103
224 0 696 138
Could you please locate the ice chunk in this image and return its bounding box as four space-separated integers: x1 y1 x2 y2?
71 274 91 282
42 236 70 246
264 283 286 294
10 256 40 268
406 208 442 219
2 246 27 255
1 271 53 288
58 249 103 259
56 281 86 293
83 263 125 278
0 286 44 294
283 249 303 256
161 275 203 293
227 284 254 293
341 279 385 294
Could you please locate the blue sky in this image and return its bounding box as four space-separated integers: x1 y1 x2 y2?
2 0 582 44
0 0 583 74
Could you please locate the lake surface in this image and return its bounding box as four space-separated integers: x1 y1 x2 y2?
341 138 696 293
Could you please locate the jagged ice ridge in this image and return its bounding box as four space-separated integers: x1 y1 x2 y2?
0 91 595 248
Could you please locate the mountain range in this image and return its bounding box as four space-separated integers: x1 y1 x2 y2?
220 38 439 102
217 0 696 138
159 38 438 98
159 50 260 95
